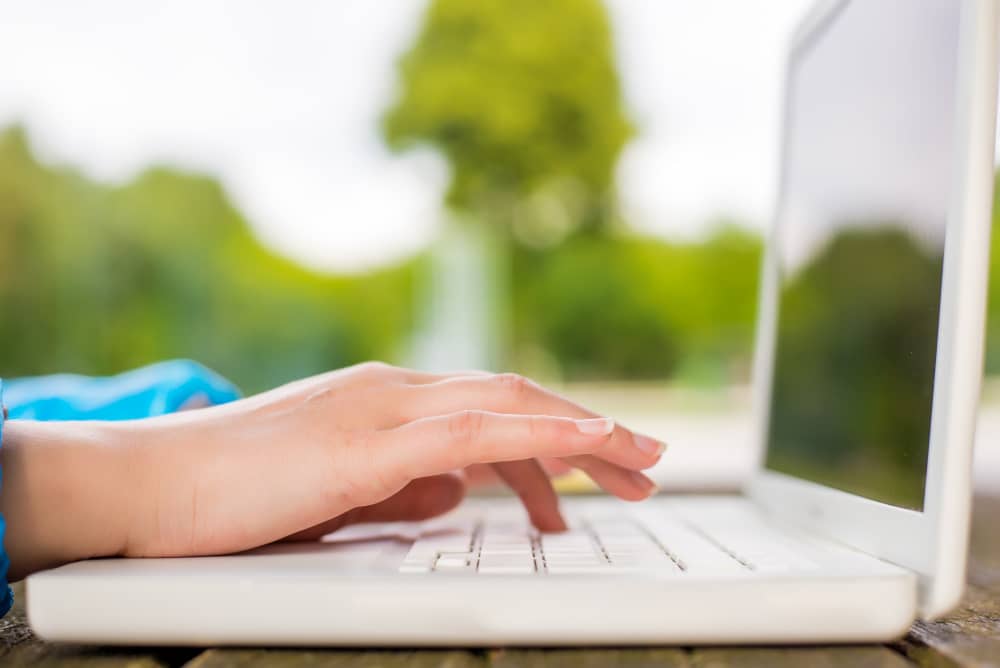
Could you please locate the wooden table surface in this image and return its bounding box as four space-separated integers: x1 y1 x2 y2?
2 497 999 668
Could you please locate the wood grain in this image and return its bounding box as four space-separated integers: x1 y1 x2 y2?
488 647 689 667
188 648 485 668
689 646 913 668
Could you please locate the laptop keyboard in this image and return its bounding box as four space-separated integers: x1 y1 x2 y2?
398 514 818 576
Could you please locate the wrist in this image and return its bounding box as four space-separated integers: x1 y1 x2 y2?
0 420 136 580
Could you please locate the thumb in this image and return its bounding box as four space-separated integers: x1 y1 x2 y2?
285 473 467 541
352 473 467 524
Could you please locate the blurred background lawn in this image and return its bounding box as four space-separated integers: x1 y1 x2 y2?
1 0 999 493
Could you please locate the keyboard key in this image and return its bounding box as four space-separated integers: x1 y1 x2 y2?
400 541 439 568
434 552 476 572
479 553 536 575
480 548 533 556
482 539 532 551
544 552 607 565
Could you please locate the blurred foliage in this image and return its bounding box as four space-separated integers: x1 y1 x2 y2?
11 113 1000 392
767 227 943 508
0 122 764 389
383 0 632 238
0 126 418 394
514 226 762 383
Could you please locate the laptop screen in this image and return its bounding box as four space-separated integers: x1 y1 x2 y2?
763 0 961 510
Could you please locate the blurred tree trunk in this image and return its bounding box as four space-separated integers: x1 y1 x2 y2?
409 216 509 372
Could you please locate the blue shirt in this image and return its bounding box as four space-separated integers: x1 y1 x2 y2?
0 360 240 616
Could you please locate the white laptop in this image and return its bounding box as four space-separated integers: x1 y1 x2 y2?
26 0 1000 646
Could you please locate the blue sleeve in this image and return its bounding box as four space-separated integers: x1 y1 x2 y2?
0 360 239 617
0 381 13 617
3 360 241 421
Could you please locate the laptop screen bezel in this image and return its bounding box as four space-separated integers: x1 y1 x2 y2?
745 0 997 618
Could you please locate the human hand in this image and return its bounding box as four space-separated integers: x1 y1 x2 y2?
0 363 665 578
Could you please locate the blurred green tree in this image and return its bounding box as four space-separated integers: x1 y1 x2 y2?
382 0 635 372
382 0 633 239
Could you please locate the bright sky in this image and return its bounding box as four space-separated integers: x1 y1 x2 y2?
0 1 814 273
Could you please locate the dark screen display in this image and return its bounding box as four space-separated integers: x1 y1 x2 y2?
764 0 960 509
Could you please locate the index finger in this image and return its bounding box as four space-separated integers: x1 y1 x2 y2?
398 374 666 471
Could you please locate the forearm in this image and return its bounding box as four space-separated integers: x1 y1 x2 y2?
0 420 135 581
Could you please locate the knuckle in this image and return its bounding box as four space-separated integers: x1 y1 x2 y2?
495 372 533 399
448 410 486 443
354 361 394 378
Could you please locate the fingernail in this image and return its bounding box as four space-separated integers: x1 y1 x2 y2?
635 435 667 457
632 472 659 497
575 417 615 435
